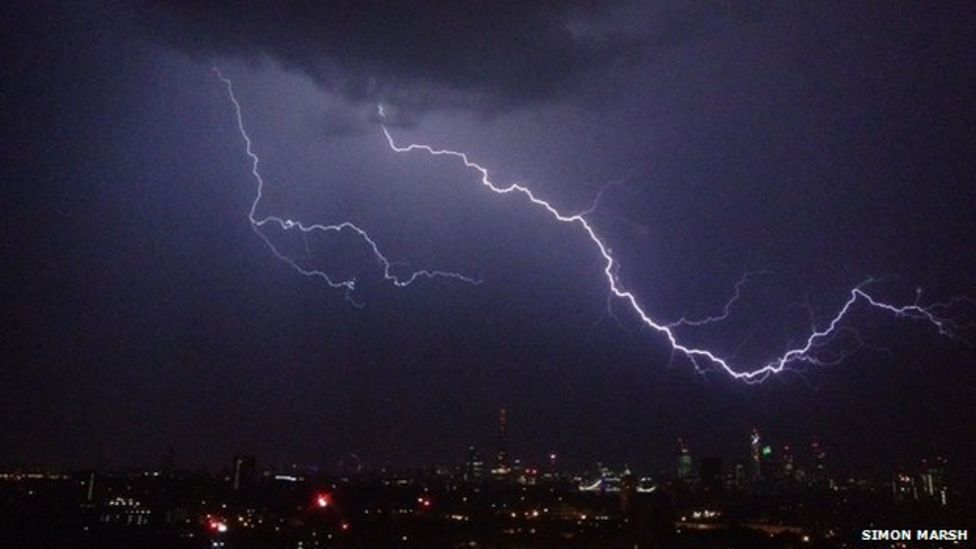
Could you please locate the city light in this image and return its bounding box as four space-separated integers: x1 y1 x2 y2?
314 493 330 509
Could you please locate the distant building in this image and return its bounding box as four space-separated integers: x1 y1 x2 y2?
464 446 484 483
760 444 776 481
232 455 256 491
781 445 795 480
676 438 693 480
732 460 748 489
85 471 96 502
919 457 949 506
547 452 558 475
700 457 723 494
99 496 151 526
620 470 637 514
810 439 827 484
493 408 510 475
750 429 762 482
893 471 918 502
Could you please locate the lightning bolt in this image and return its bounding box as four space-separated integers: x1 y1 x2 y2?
666 270 771 328
215 69 967 383
377 125 967 383
214 69 480 305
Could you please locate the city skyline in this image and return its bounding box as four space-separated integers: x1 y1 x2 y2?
0 407 961 489
0 426 964 547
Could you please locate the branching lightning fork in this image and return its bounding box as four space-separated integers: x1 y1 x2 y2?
666 270 771 328
215 69 966 383
214 69 480 306
376 123 966 383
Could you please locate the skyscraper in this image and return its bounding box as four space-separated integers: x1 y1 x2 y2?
750 429 762 482
494 408 510 475
464 446 484 483
732 460 747 489
620 470 637 514
893 471 918 502
760 444 775 481
676 438 693 479
919 457 949 506
232 455 256 491
781 445 795 480
811 438 827 484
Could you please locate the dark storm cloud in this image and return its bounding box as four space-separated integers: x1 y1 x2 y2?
140 1 728 119
317 105 368 139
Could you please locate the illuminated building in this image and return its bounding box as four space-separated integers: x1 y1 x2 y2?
464 446 484 483
810 439 827 484
493 408 510 475
893 471 918 502
919 457 949 506
619 470 637 514
99 497 151 526
732 460 747 488
232 455 256 491
750 429 762 482
760 444 775 481
86 471 96 502
676 438 693 480
781 445 795 479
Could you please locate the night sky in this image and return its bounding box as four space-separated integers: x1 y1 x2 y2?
4 2 975 476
